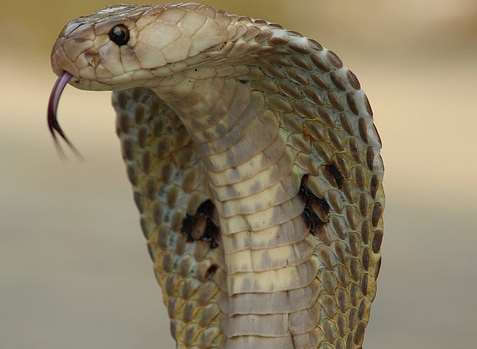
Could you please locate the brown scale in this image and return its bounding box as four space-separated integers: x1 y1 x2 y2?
181 199 221 249
298 175 330 234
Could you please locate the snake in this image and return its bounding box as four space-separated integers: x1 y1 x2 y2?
47 3 385 349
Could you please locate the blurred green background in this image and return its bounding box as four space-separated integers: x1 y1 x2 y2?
1 0 476 348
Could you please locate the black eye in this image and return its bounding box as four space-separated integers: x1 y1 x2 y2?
109 24 130 46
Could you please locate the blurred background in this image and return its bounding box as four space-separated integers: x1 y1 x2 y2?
1 0 476 348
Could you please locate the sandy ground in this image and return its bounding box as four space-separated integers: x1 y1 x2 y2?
1 1 476 348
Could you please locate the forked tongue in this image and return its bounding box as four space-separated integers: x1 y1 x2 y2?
47 72 82 159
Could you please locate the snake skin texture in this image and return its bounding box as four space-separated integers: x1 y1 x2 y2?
50 3 384 349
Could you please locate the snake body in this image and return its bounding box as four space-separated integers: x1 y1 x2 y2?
49 3 384 349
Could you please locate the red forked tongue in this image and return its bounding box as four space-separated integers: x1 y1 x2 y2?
47 72 82 159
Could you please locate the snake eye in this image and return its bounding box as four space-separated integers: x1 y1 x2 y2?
109 24 130 46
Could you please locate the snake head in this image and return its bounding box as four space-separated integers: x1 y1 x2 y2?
50 3 233 91
48 3 237 154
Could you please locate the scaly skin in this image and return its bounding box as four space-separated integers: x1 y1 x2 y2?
49 3 384 349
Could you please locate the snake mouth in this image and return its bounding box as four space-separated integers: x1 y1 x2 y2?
47 71 82 158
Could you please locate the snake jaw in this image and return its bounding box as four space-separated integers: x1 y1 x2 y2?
47 71 83 158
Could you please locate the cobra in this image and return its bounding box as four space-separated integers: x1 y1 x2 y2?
48 3 384 349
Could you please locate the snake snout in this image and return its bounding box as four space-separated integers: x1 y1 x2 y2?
50 39 78 78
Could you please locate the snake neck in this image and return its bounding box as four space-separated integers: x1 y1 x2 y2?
153 77 318 348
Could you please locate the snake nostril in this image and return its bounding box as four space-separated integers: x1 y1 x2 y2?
84 49 100 67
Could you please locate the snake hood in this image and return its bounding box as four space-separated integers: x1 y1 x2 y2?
48 3 384 349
